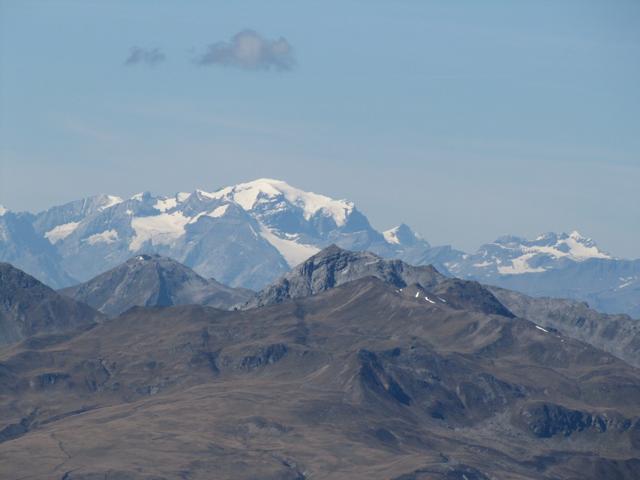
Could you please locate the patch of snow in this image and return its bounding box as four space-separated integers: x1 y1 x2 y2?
617 277 637 290
424 296 436 304
415 292 420 298
154 197 177 212
209 179 354 227
45 222 80 244
187 212 206 224
176 192 190 202
383 226 401 245
85 229 119 245
130 192 145 201
129 212 190 251
187 204 230 225
208 204 229 218
535 325 549 333
258 223 319 267
99 195 123 211
0 205 7 216
563 231 611 260
194 189 217 200
473 261 493 268
498 253 547 275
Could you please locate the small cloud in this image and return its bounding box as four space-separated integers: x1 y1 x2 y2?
124 47 166 67
195 30 295 71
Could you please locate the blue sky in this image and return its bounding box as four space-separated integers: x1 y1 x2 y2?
1 0 639 257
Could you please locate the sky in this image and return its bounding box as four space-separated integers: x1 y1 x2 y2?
1 0 639 257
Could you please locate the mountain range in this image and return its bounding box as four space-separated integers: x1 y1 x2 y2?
51 246 640 370
1 249 640 478
1 178 638 316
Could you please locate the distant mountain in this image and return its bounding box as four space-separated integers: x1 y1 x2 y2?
15 179 430 290
444 232 640 317
247 245 514 318
61 254 253 316
0 262 102 346
31 194 124 241
0 207 75 288
2 275 640 478
2 180 638 316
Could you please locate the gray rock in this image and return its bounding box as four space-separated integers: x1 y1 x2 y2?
246 245 513 318
0 262 102 345
60 254 254 317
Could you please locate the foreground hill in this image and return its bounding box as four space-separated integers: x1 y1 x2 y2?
0 263 103 346
61 254 253 316
1 276 639 479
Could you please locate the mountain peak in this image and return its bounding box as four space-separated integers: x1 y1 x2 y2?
130 192 152 202
246 245 514 317
383 224 425 247
569 230 585 240
247 245 443 308
62 255 252 316
0 205 8 216
209 178 355 227
98 194 124 210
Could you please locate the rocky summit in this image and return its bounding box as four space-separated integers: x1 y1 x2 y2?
60 254 253 316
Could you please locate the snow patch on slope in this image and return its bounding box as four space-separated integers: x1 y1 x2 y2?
154 197 177 212
497 253 546 275
85 229 119 245
45 222 80 244
258 223 319 267
130 212 190 251
208 204 229 218
99 195 123 211
383 227 401 245
0 205 6 217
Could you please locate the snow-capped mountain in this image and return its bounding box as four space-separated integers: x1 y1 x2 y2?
445 231 613 278
21 179 429 290
442 231 639 317
1 179 638 316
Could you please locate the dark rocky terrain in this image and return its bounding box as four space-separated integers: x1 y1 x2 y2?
1 261 639 478
247 245 514 318
489 286 640 369
60 254 253 316
0 263 103 346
